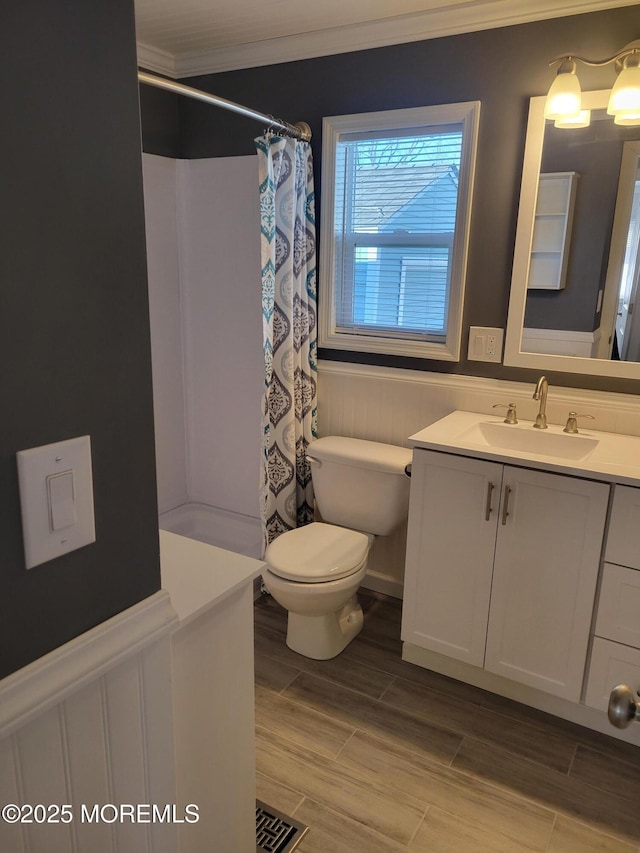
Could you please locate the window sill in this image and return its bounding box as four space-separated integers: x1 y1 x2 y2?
319 328 460 361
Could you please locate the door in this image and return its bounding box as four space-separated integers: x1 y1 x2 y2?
614 168 640 359
401 450 502 667
485 467 609 701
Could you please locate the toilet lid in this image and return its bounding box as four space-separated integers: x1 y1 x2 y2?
265 522 371 583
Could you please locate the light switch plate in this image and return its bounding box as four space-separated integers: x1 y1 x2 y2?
17 436 96 569
468 326 504 363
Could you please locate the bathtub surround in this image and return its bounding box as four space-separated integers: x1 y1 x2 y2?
159 502 263 558
142 154 188 513
143 153 263 522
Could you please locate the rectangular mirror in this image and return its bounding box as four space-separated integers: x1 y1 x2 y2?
505 90 640 379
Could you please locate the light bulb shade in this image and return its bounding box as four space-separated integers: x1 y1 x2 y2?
544 66 581 121
614 111 640 126
554 109 591 128
607 59 640 115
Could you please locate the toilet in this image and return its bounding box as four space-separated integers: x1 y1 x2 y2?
262 436 412 659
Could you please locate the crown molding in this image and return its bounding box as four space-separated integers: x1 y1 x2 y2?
137 0 635 79
137 41 177 77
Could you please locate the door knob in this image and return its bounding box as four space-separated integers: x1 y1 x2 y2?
608 684 640 728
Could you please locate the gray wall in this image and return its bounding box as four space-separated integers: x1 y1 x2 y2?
141 5 640 394
1 1 160 677
139 84 182 158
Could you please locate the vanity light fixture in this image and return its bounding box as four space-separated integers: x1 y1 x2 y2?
544 40 640 128
544 58 582 122
553 110 591 129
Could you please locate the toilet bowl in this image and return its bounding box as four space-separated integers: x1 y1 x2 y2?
262 522 373 659
262 436 412 660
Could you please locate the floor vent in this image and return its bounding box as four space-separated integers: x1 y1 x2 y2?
256 800 308 852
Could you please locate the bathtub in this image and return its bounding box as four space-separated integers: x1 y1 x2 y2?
159 501 407 599
159 502 264 559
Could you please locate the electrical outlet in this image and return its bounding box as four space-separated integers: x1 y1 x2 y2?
468 326 504 363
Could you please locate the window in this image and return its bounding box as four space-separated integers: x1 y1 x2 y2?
319 103 480 360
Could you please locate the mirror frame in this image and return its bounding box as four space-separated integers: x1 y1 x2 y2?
504 90 640 380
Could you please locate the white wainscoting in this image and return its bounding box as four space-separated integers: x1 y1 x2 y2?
317 361 640 596
0 592 179 853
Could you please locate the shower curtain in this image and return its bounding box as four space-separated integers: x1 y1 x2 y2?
256 132 318 547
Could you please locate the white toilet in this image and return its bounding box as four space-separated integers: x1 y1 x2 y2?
262 436 412 659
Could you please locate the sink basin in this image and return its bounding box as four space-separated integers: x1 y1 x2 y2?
410 410 640 483
459 421 599 461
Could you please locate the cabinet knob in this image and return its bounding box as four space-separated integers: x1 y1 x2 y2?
608 684 640 729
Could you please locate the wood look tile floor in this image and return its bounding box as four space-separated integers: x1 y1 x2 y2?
254 590 640 852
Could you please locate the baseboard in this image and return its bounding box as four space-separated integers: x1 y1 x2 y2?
402 642 640 747
361 572 403 600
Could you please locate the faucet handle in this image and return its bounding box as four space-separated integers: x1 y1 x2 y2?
563 412 595 434
493 402 518 424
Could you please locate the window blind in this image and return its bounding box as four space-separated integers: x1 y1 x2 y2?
334 127 464 339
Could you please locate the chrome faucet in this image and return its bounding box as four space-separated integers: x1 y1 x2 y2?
532 375 548 429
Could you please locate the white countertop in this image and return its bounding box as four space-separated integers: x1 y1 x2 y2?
160 530 265 626
409 410 640 487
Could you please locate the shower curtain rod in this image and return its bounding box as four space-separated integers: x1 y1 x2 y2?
138 71 312 142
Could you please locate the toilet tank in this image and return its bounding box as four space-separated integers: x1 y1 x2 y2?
307 436 412 536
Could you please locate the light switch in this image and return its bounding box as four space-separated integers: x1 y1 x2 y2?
47 470 76 531
17 436 96 569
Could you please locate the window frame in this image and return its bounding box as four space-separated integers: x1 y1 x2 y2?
319 102 481 360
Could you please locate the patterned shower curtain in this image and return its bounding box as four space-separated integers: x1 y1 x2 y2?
256 132 318 547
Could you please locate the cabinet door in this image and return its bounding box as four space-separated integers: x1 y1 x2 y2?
605 484 640 570
485 467 609 701
401 451 502 667
595 563 640 649
585 637 640 713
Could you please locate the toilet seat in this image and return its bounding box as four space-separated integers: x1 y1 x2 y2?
265 522 371 583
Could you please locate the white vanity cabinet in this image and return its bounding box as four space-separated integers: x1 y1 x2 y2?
401 452 501 668
585 486 640 713
484 464 608 699
402 449 610 701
